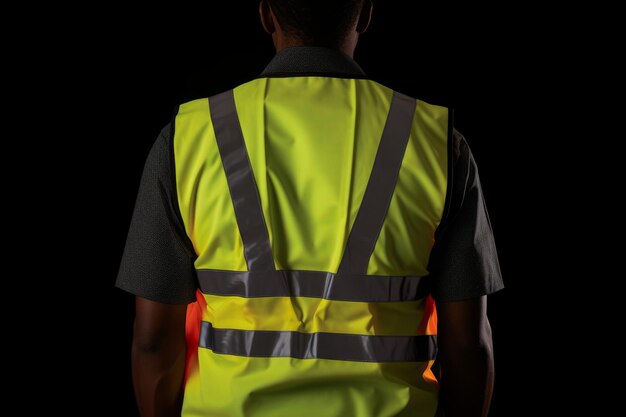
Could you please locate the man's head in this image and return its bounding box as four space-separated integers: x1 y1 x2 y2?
260 0 373 55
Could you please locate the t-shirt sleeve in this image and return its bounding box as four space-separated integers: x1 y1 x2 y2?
115 124 198 305
429 130 504 302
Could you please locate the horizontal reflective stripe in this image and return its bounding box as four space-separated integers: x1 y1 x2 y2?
199 322 437 363
197 269 430 302
202 294 427 336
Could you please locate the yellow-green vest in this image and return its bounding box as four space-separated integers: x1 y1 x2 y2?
175 76 449 417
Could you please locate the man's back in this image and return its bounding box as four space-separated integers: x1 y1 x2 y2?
175 75 448 275
173 72 446 416
116 2 503 416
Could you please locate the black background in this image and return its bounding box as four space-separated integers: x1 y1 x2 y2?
66 2 551 416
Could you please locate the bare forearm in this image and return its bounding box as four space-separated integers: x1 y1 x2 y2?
437 297 495 417
439 341 495 417
132 339 186 417
131 297 188 417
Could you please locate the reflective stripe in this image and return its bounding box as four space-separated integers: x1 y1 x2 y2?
209 90 275 271
199 321 437 363
209 89 417 275
197 269 430 302
338 92 417 274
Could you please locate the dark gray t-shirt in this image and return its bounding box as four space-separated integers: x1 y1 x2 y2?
116 47 504 304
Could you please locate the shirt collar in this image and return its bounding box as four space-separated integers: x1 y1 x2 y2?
260 46 367 78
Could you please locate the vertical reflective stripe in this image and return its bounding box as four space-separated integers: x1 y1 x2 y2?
209 90 275 271
338 92 417 274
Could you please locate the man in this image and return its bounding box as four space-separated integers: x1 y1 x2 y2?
116 1 504 416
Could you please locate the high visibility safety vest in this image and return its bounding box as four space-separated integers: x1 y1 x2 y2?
175 77 449 417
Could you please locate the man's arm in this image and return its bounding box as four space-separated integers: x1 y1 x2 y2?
115 126 198 413
437 296 494 417
427 131 503 414
132 297 188 417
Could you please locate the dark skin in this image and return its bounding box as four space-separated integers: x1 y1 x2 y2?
132 2 495 416
132 298 186 417
438 296 495 417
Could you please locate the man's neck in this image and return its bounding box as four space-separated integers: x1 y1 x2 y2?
273 36 358 58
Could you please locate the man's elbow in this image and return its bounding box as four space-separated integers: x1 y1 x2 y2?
132 319 173 355
477 318 494 362
455 320 493 365
438 298 495 417
461 337 494 371
132 326 154 356
459 319 493 359
438 316 496 380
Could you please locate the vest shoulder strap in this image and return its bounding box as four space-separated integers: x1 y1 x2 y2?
208 89 416 274
338 92 416 274
209 90 276 271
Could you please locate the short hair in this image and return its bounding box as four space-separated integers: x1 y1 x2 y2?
268 0 365 47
